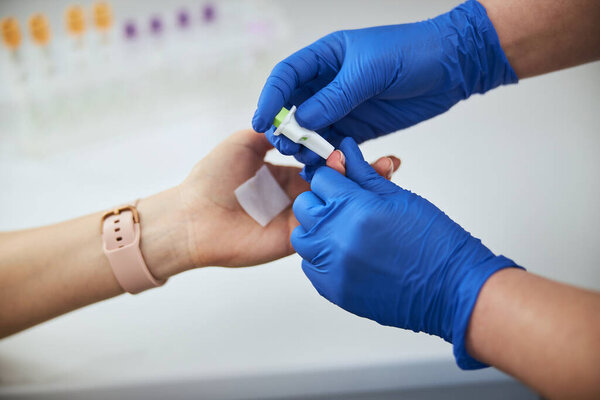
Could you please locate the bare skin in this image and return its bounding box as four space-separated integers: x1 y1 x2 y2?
467 269 600 399
0 130 398 338
459 2 600 398
480 0 600 78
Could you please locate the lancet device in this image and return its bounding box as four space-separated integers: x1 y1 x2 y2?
273 106 335 160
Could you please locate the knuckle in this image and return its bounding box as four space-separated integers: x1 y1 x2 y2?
309 167 326 191
290 226 304 249
292 191 310 214
323 30 345 42
271 59 296 82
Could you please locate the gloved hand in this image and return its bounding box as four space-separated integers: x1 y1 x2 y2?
253 0 517 171
291 138 521 369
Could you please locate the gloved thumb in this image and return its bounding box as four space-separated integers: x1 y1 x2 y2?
295 71 363 131
339 137 398 194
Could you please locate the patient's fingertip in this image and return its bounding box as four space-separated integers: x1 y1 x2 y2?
326 150 346 176
371 157 387 177
386 156 401 172
385 158 395 179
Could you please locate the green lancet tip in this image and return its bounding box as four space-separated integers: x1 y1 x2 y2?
273 107 289 128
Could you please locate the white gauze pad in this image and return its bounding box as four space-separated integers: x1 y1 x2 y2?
234 165 291 227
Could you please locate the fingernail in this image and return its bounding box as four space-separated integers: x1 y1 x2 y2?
337 150 345 167
386 157 394 179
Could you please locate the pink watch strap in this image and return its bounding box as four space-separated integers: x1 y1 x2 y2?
101 205 165 294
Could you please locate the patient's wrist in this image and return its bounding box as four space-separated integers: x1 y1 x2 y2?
137 188 193 280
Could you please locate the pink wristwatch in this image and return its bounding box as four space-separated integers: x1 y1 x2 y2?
101 204 166 294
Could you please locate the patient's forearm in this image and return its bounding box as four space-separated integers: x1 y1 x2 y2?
480 0 600 78
0 188 189 338
466 269 600 399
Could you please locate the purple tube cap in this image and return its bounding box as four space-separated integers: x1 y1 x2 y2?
149 16 163 35
124 21 137 39
177 9 190 28
202 4 216 23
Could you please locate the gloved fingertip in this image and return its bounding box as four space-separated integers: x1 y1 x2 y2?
295 147 323 166
279 137 301 155
251 112 268 133
339 137 365 163
338 137 393 192
341 136 357 145
265 127 301 155
300 166 317 182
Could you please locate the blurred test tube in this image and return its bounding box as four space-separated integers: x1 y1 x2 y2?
93 2 113 40
28 14 54 75
1 17 24 81
65 5 86 48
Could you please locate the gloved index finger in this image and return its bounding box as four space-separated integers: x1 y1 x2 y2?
310 166 360 202
339 137 398 194
252 46 325 133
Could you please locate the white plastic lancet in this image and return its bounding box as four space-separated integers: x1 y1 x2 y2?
273 106 335 160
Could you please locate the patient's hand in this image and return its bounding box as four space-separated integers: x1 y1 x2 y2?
0 129 400 337
178 130 307 268
174 130 400 271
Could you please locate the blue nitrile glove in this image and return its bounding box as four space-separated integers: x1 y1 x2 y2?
291 138 522 369
253 0 517 172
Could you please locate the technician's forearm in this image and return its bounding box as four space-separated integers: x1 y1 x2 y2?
480 0 600 78
0 188 189 338
466 269 600 399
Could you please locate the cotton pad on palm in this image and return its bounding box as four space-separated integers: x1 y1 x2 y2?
234 165 291 227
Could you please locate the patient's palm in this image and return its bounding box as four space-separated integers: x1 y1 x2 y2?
180 130 308 268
